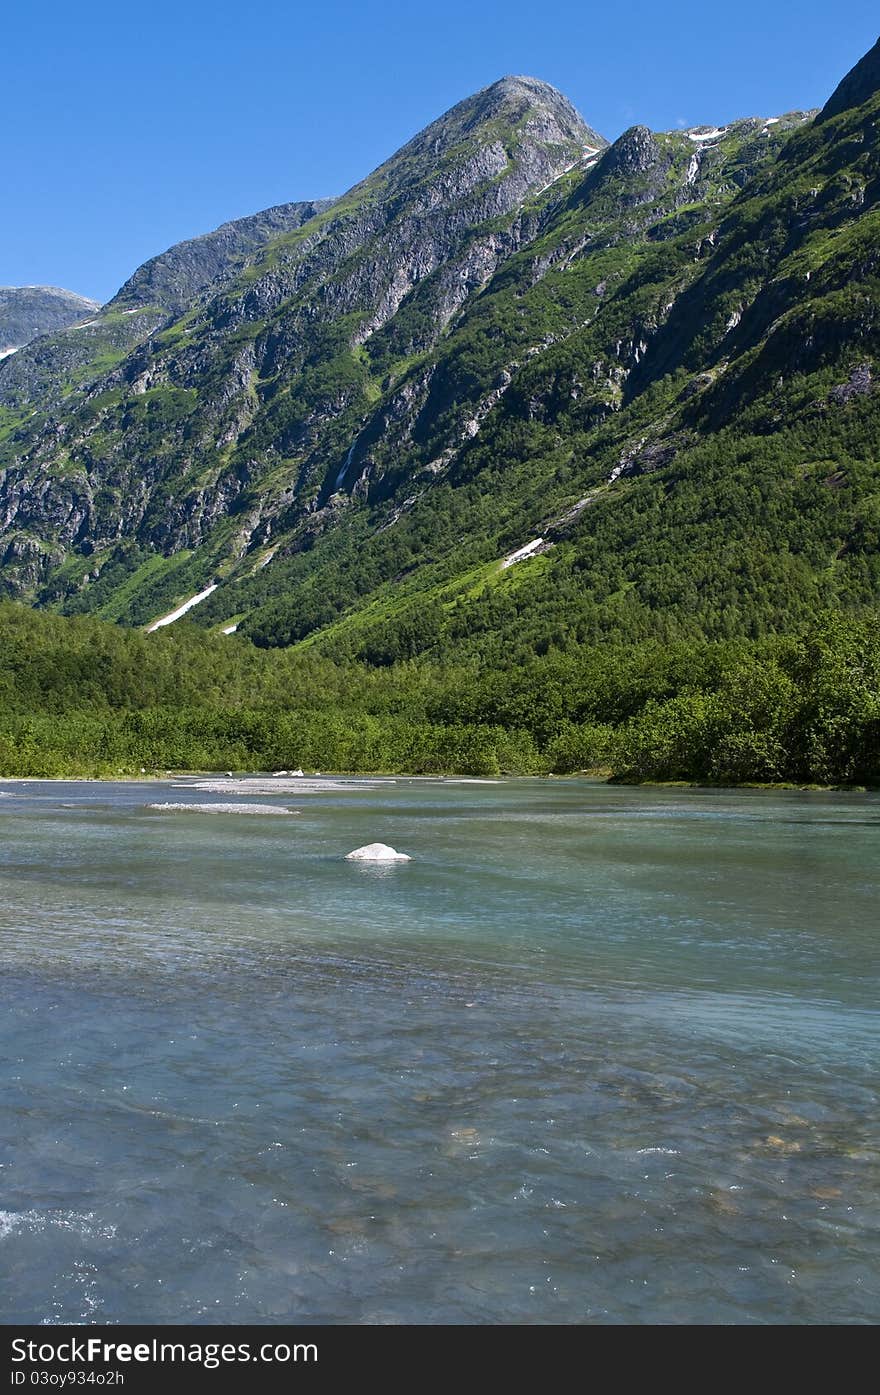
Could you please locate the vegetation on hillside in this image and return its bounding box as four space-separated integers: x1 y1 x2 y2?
0 604 876 786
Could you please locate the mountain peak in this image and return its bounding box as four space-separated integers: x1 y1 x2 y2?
602 124 659 174
480 74 575 107
484 74 558 96
376 74 605 174
451 74 605 149
817 35 880 123
351 74 605 210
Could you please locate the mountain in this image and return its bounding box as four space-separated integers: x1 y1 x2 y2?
0 46 878 672
0 200 334 420
0 76 600 600
0 286 99 357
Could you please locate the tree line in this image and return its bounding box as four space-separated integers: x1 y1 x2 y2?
0 603 876 784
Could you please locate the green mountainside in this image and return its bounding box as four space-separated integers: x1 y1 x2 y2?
1 43 879 782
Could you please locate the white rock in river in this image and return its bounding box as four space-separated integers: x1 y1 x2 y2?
345 842 411 862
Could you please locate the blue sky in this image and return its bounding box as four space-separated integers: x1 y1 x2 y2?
5 2 878 302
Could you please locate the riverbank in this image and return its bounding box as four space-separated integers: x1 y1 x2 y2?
1 768 875 793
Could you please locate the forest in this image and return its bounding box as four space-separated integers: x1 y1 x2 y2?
0 603 876 785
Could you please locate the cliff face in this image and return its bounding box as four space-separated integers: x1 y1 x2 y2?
1 43 879 658
817 35 880 123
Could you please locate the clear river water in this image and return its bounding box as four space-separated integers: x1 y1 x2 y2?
1 776 878 1324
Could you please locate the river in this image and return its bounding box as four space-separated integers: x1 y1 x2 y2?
1 777 877 1323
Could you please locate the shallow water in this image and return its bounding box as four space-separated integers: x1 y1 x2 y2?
1 777 878 1324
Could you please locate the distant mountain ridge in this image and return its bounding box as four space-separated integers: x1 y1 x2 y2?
0 41 878 665
0 286 99 357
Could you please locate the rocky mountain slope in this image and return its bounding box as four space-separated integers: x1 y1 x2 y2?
0 286 98 357
0 44 878 664
0 200 334 422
